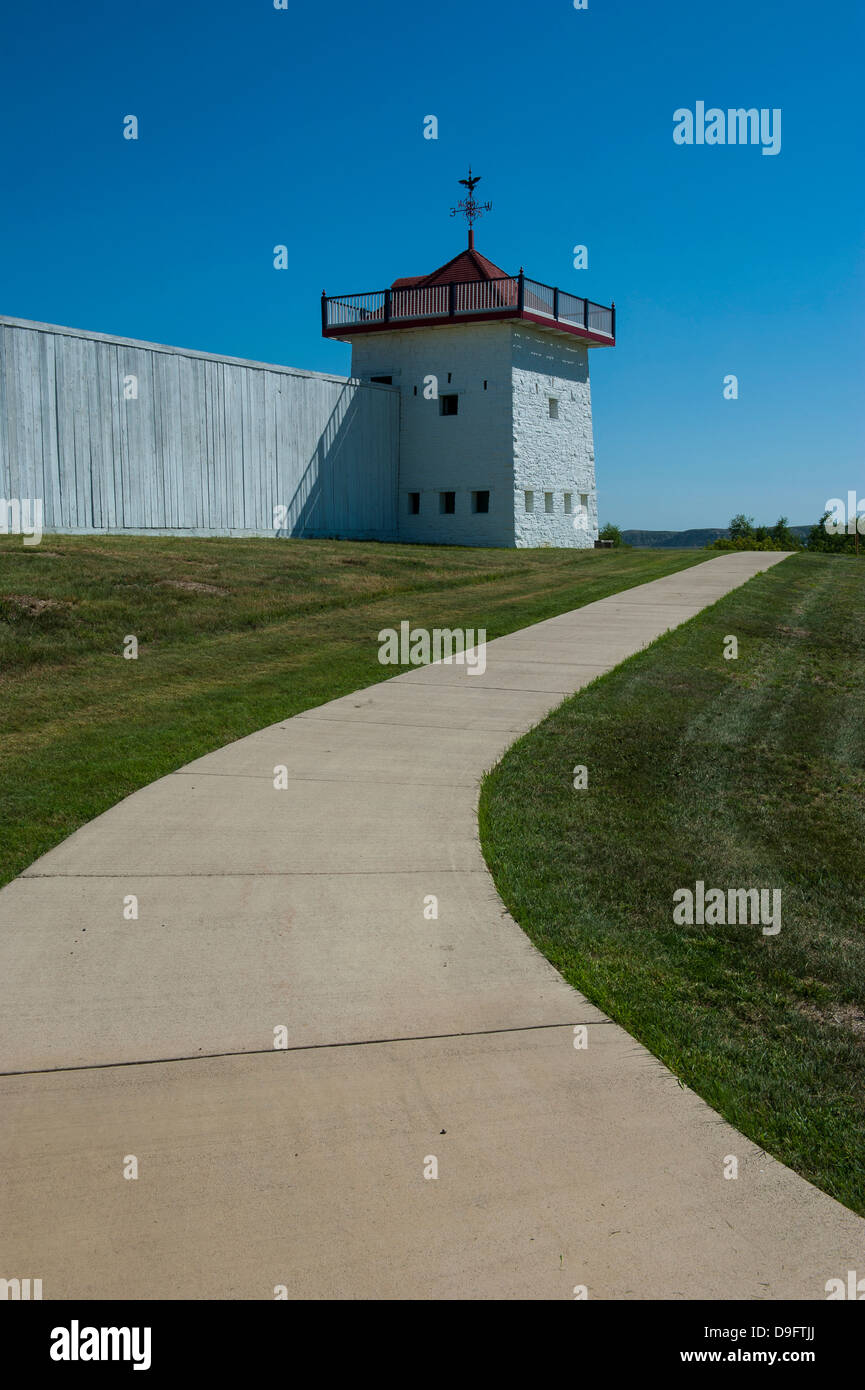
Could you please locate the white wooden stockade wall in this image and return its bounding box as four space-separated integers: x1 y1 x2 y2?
0 316 400 539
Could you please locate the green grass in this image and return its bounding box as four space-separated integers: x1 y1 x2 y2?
0 533 709 889
479 552 865 1214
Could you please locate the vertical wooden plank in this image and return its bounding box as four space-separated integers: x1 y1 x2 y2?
223 361 241 533
268 371 283 532
86 339 106 529
10 327 33 506
72 336 91 528
152 350 168 531
204 358 217 532
117 343 132 528
162 351 181 530
183 354 203 529
106 343 123 529
53 332 73 529
241 366 255 530
0 327 9 502
117 347 135 526
36 329 61 530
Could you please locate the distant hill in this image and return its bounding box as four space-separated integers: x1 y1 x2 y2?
622 526 811 549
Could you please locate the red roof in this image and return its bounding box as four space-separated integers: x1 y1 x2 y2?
392 246 510 290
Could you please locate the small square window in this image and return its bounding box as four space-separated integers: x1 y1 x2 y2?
548 397 559 419
439 491 456 515
472 490 490 514
564 493 573 514
524 491 534 513
545 492 554 514
408 492 420 515
440 394 458 416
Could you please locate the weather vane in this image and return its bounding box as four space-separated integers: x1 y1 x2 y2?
450 167 492 247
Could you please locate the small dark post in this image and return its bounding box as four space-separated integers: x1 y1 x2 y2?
611 300 616 339
321 291 328 334
518 270 525 314
384 288 392 323
449 282 456 318
553 286 559 320
583 297 589 331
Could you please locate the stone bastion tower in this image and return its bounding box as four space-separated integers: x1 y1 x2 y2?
321 171 616 549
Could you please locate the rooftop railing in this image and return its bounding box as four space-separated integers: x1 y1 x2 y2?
322 273 615 340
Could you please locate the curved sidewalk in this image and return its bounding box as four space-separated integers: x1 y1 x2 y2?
1 551 861 1299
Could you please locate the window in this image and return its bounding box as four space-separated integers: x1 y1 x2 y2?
408 492 420 515
548 397 559 419
447 372 452 383
524 491 534 513
413 385 418 396
370 375 392 384
545 492 554 514
472 490 490 514
580 493 589 511
439 491 456 515
440 394 458 416
483 380 488 390
564 493 573 514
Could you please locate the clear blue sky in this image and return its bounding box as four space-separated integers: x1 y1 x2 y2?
1 0 862 530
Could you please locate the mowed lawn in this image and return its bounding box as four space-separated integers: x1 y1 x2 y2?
479 553 865 1213
0 533 709 889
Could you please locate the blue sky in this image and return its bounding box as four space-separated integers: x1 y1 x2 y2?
1 0 862 530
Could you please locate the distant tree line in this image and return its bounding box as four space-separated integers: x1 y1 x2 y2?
707 515 801 551
707 513 862 554
600 514 862 553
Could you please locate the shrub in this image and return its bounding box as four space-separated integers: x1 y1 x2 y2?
707 515 802 553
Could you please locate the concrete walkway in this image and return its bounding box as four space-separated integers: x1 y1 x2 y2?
1 551 861 1299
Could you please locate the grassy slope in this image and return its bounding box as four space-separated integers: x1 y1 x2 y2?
479 553 865 1213
0 534 709 888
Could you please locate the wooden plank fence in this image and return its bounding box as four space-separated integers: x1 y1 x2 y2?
0 316 400 540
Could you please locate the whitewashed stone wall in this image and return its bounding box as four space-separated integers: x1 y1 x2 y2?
352 319 598 549
352 322 516 547
511 325 597 549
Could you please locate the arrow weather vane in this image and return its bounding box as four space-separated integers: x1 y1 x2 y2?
450 167 492 247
